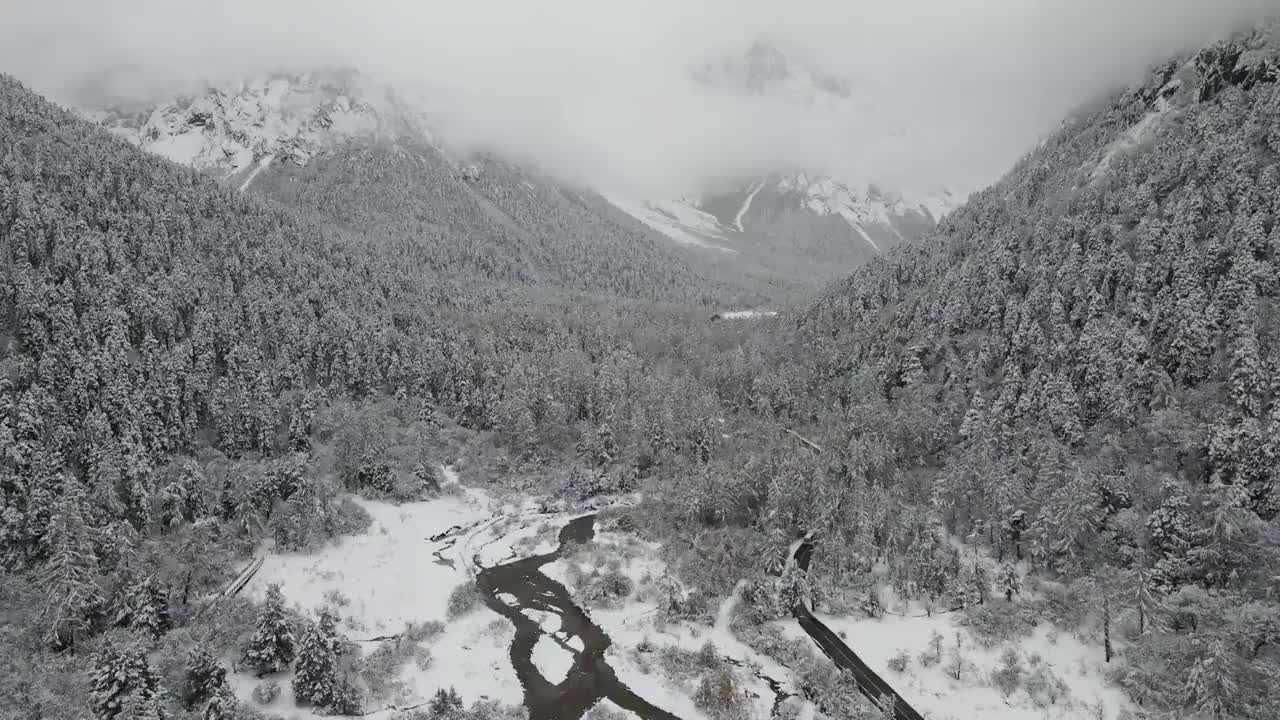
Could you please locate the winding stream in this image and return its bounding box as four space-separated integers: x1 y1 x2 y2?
474 514 682 720
458 512 913 720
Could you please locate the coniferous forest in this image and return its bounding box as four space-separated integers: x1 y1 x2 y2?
4 19 1280 720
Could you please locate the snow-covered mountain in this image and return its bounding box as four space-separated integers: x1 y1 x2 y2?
612 40 963 259
624 173 958 254
87 68 436 191
83 58 958 286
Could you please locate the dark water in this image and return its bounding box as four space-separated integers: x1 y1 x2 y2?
475 514 682 720
792 540 924 720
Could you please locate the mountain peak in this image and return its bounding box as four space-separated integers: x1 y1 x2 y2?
90 67 433 181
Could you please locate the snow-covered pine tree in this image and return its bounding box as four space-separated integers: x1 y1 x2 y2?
1184 640 1239 720
292 610 359 712
971 562 991 605
180 646 227 709
116 691 168 720
292 612 338 708
1148 479 1194 590
762 527 790 576
245 584 295 673
200 689 236 720
778 564 811 610
131 576 171 639
1130 565 1163 636
427 687 464 716
90 640 161 720
38 477 104 651
997 562 1021 602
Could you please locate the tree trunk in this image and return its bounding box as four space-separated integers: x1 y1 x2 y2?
1103 599 1113 663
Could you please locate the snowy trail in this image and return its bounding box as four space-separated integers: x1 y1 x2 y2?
734 180 765 232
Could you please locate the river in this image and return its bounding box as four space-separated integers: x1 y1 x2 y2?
474 514 681 720
469 514 921 720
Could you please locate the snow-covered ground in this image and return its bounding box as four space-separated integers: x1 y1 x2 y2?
241 479 494 633
771 610 1131 720
229 470 1132 720
532 635 575 684
229 469 556 715
714 309 779 320
605 196 736 252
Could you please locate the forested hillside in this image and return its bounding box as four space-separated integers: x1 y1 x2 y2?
253 143 744 304
725 28 1280 718
0 74 761 718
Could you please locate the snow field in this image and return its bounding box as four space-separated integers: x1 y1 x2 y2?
230 471 552 713
771 610 1132 720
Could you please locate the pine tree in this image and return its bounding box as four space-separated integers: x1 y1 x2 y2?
1131 566 1163 636
131 576 171 639
245 584 295 673
971 562 991 605
180 646 227 709
1148 480 1194 590
778 565 811 610
116 691 168 720
1184 640 1239 720
200 690 235 720
90 640 161 720
998 562 1021 602
427 687 464 716
292 612 338 708
38 477 104 651
292 610 359 712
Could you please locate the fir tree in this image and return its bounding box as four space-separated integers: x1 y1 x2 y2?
997 562 1021 602
38 478 104 651
427 687 464 716
245 584 295 674
90 640 160 720
292 610 359 712
1184 640 1239 720
180 646 227 709
131 576 171 639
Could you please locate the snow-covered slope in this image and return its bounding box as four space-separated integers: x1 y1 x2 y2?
88 68 435 189
612 173 960 261
610 40 964 262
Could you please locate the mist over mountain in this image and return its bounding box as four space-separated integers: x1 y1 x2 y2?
6 0 1279 200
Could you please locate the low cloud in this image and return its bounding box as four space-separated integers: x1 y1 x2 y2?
3 0 1278 197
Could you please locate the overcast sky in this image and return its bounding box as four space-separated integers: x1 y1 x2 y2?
2 0 1278 197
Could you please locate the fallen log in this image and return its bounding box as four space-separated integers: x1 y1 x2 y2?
784 428 823 454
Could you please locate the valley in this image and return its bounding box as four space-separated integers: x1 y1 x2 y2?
3 9 1280 720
